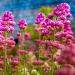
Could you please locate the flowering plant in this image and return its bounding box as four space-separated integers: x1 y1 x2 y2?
0 3 75 75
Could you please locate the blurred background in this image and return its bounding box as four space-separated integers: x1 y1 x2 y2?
0 0 75 36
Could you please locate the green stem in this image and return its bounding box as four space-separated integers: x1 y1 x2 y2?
24 61 26 75
18 32 26 75
50 27 56 75
4 32 8 75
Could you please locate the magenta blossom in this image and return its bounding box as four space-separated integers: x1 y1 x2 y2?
18 19 27 30
35 13 45 24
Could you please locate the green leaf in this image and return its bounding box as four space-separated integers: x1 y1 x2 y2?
40 56 48 61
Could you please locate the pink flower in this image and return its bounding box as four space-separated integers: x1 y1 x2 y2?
48 13 54 19
18 19 27 30
7 26 14 33
0 31 4 35
2 11 14 21
10 57 20 65
34 28 40 32
16 32 21 37
0 25 6 31
0 68 4 72
41 29 49 36
33 60 44 65
56 64 75 75
24 32 31 39
8 21 16 26
9 36 14 40
0 35 5 43
7 39 15 45
0 59 4 65
67 13 72 17
41 22 47 27
59 15 67 21
0 46 4 49
47 26 54 31
18 50 28 55
54 3 71 17
35 13 45 24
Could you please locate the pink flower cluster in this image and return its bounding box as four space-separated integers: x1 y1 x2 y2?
0 11 16 72
33 60 44 65
54 3 72 17
56 64 75 75
18 19 27 30
0 3 74 75
35 3 75 75
0 11 16 50
6 36 15 49
0 11 16 34
35 3 73 37
10 57 20 72
35 13 45 24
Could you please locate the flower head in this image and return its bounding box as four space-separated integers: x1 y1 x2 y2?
18 19 27 30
